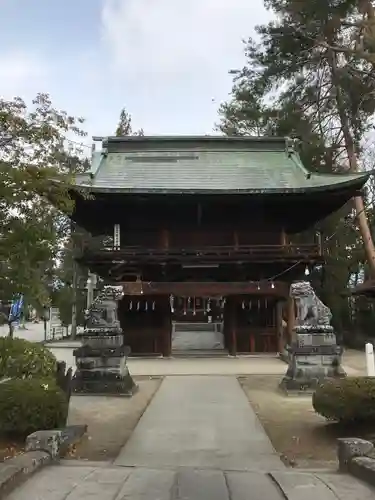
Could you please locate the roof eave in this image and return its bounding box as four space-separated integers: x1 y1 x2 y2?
69 173 369 195
103 135 289 145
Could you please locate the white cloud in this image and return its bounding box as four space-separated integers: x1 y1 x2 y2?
101 0 273 134
0 51 48 99
0 3 274 138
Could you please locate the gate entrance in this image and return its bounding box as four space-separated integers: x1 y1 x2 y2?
170 296 225 353
171 322 225 352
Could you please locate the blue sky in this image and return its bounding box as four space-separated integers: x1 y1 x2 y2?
0 0 272 141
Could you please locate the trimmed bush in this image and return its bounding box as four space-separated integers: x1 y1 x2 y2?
0 337 57 379
0 378 68 436
313 377 375 423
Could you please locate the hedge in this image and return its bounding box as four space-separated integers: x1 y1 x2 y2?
0 337 57 379
0 378 68 436
313 377 375 423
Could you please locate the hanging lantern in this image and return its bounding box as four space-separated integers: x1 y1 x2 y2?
170 294 175 313
305 265 310 276
207 298 211 313
271 282 275 289
257 283 260 290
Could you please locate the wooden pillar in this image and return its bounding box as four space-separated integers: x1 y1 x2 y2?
280 228 287 246
286 294 295 345
162 296 172 357
161 229 169 249
276 300 284 353
233 230 239 249
230 297 237 356
223 297 237 356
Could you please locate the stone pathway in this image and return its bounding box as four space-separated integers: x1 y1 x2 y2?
5 376 375 499
7 463 375 500
115 375 283 471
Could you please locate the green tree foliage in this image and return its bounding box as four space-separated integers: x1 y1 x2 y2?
0 93 88 308
218 0 375 337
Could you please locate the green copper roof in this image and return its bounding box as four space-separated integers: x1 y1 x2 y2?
73 136 369 194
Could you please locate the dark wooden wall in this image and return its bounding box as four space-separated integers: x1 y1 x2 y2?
118 295 171 356
223 295 279 354
119 294 282 356
120 229 282 248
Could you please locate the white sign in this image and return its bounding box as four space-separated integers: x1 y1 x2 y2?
48 307 64 339
366 343 375 377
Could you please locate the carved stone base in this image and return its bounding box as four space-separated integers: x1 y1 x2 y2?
280 333 346 394
72 367 137 396
73 285 137 397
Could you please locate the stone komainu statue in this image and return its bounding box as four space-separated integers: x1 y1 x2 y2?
85 285 123 332
73 284 136 395
280 281 344 392
290 281 333 330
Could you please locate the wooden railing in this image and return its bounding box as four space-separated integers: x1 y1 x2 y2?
78 242 323 263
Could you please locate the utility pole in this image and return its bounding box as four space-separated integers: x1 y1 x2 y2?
70 219 78 340
71 257 78 340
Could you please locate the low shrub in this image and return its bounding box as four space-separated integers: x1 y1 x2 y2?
313 377 375 423
0 337 57 379
0 378 68 436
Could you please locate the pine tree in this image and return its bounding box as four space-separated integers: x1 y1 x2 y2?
115 108 133 136
115 108 144 136
219 0 375 276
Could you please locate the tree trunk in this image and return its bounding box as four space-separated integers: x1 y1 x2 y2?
328 47 375 277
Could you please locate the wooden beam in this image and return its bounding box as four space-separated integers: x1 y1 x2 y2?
121 281 289 297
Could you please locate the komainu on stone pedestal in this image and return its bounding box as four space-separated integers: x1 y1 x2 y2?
280 281 345 393
72 285 137 396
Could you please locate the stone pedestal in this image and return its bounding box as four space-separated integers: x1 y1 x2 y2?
280 281 345 393
72 286 137 396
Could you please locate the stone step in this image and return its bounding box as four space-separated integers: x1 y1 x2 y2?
172 349 229 358
11 465 375 500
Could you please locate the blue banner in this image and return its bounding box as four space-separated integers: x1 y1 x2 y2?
9 294 24 323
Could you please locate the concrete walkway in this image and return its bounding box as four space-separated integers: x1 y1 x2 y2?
115 375 283 471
